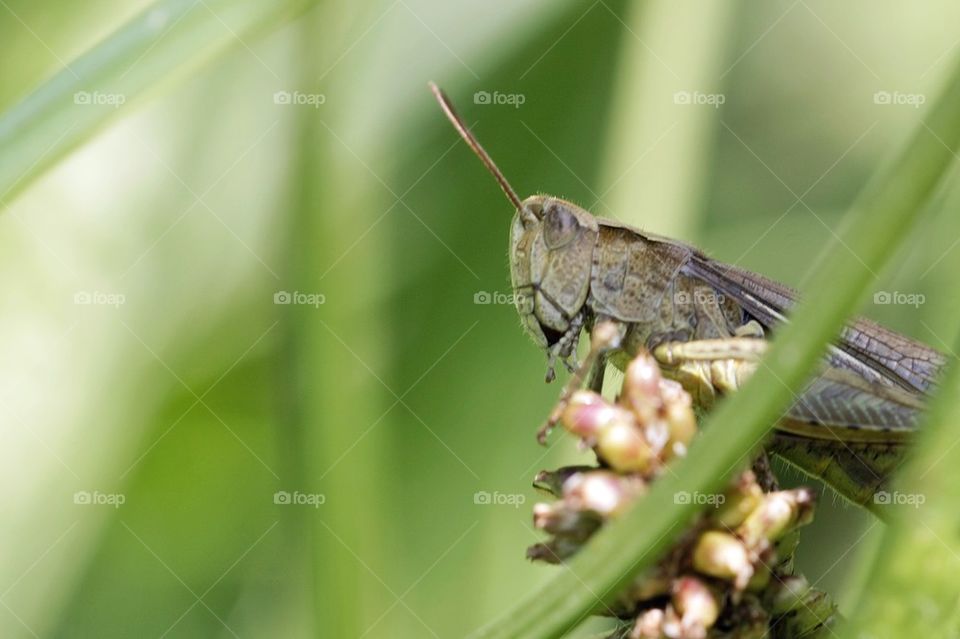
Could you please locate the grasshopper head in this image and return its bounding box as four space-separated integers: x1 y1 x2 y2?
427 83 598 348
510 196 599 347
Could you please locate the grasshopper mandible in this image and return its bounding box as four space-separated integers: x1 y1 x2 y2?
430 82 945 509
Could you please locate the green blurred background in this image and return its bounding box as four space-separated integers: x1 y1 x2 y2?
3 1 960 637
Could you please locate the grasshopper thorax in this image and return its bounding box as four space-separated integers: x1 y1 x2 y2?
510 195 599 347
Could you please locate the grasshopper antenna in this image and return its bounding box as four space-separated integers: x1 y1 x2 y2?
429 82 525 212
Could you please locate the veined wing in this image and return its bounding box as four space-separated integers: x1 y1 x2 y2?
680 253 943 441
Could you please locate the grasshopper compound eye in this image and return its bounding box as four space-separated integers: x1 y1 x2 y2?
543 205 578 249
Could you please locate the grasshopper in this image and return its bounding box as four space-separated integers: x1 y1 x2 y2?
430 83 945 509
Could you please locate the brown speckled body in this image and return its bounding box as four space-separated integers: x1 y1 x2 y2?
510 197 746 354
507 195 944 510
429 82 941 508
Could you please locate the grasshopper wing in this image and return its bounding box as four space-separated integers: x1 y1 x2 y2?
681 255 944 441
681 255 945 507
682 255 945 395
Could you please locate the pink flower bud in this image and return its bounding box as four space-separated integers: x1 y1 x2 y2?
561 390 614 439
621 353 663 423
672 576 720 635
563 471 644 518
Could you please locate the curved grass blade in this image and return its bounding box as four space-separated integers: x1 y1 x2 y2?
0 0 320 205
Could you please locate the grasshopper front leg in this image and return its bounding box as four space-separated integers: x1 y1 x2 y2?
544 312 585 383
652 337 768 408
537 318 625 444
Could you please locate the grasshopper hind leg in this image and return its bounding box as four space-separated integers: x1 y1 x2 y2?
651 336 768 407
770 434 903 512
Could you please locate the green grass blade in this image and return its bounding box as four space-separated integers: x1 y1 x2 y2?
469 53 960 639
599 0 735 237
0 0 318 204
840 334 960 637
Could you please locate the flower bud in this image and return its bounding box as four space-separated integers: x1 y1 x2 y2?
672 576 720 635
621 353 663 424
658 377 690 406
563 471 644 518
776 529 801 559
663 399 697 459
660 607 683 638
714 477 764 529
591 320 622 350
560 390 613 439
692 531 753 589
768 575 811 614
737 488 815 549
630 608 664 638
792 488 816 527
641 418 670 457
532 502 588 536
746 564 771 592
773 585 837 637
533 466 593 497
595 416 656 473
526 537 582 564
